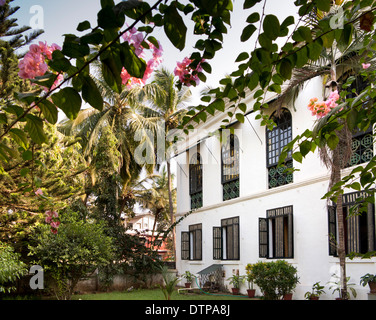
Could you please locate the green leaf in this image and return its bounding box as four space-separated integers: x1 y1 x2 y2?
277 59 292 80
327 134 339 150
164 4 187 51
39 99 58 124
292 152 303 163
322 31 335 48
121 42 147 79
238 103 247 113
316 0 331 12
246 12 260 23
347 109 358 131
81 75 104 111
299 140 312 157
62 35 90 59
263 15 280 40
243 0 262 9
241 24 257 42
25 115 47 145
9 128 29 150
77 20 91 32
101 51 123 94
22 150 33 161
235 52 249 62
236 113 245 123
20 168 30 177
211 99 225 112
51 87 82 120
307 41 323 61
338 24 353 52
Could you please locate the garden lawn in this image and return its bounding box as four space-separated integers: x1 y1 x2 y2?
72 288 256 300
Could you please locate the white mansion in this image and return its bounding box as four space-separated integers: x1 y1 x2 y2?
173 75 375 300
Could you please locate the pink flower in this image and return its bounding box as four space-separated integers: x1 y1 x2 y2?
120 26 163 88
18 52 48 79
174 57 205 87
35 188 43 196
362 63 371 69
18 42 61 80
308 90 340 118
0 0 6 6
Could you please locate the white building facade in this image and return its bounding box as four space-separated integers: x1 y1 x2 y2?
174 76 376 300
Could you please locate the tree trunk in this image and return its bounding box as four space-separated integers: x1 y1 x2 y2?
332 148 348 300
166 160 176 261
330 60 348 299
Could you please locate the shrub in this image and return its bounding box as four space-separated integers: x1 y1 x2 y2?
0 242 28 294
251 260 299 300
29 212 114 300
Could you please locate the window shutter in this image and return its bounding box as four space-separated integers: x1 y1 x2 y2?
181 232 190 260
367 203 375 252
213 227 222 260
259 218 268 258
196 229 202 260
328 205 337 256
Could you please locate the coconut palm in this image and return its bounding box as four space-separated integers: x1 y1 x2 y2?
58 71 161 212
138 167 176 248
141 68 192 259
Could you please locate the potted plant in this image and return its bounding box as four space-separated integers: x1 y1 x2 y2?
182 271 195 288
279 261 299 300
245 263 256 298
227 274 245 295
360 273 376 294
304 282 326 300
328 274 357 300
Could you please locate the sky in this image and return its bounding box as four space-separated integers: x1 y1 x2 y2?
13 0 299 103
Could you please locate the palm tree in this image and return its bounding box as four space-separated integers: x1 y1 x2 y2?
138 167 176 249
279 4 374 299
58 72 160 210
141 68 192 260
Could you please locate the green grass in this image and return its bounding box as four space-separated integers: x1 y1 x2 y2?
72 288 255 300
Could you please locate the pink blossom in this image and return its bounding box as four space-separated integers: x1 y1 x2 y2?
35 188 43 196
308 90 340 118
18 52 48 79
174 57 205 87
120 26 163 88
45 210 60 234
18 42 61 80
362 63 371 69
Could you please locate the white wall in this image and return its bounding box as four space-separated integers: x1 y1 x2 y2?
175 77 376 300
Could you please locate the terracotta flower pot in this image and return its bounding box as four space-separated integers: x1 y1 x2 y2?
369 281 376 294
247 289 256 298
309 296 319 300
231 288 240 295
283 293 293 300
185 283 191 288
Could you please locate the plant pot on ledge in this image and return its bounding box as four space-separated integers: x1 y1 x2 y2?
231 288 240 295
185 283 191 288
369 281 376 294
283 293 293 300
247 289 256 298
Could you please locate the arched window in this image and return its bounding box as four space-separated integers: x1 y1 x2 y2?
189 153 203 209
222 133 240 201
266 109 293 189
